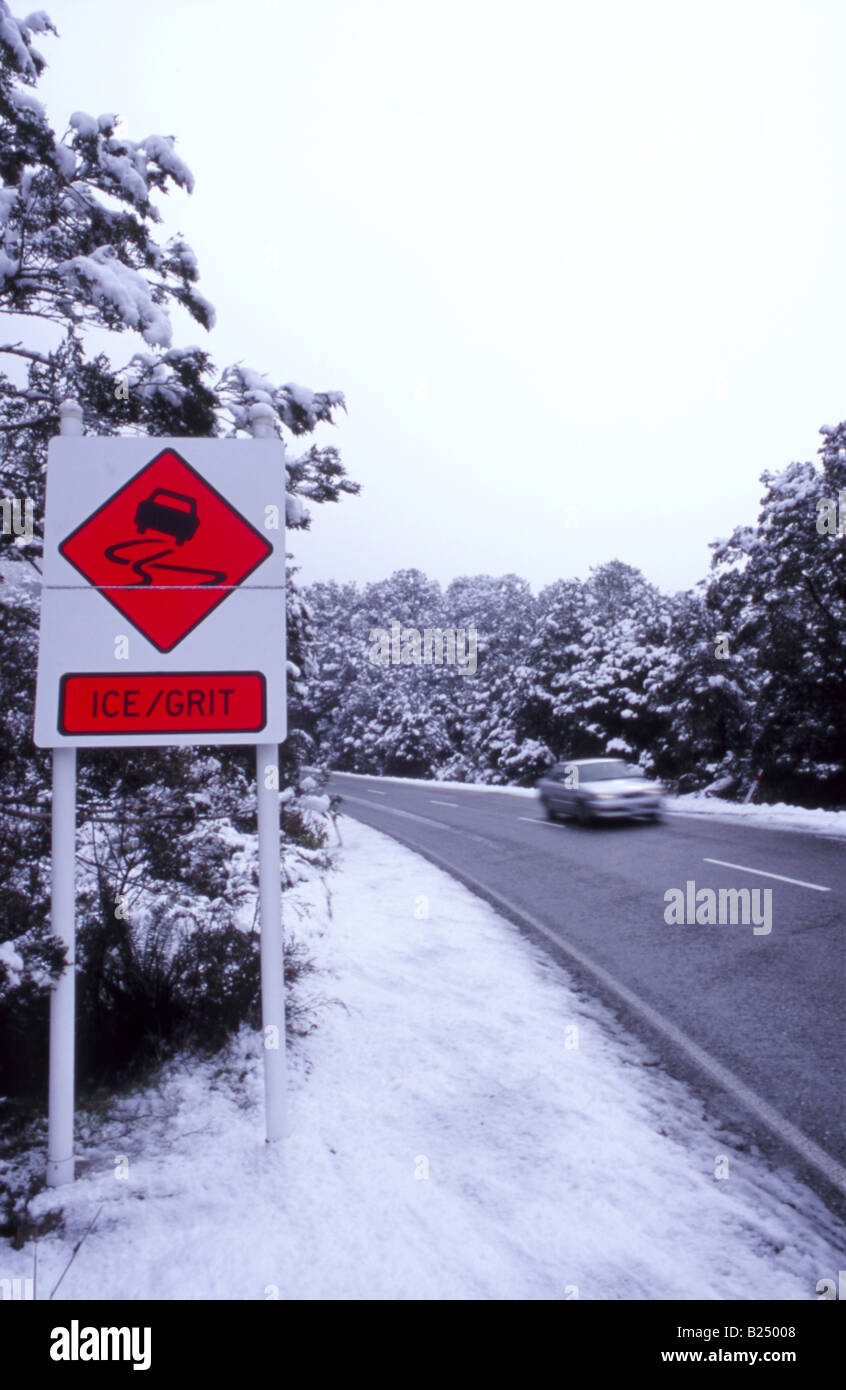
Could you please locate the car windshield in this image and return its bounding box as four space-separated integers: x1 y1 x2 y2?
578 761 642 782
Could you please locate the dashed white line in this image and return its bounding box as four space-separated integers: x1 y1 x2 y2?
702 858 831 893
365 789 387 796
518 815 567 830
342 793 448 829
430 799 459 808
340 794 503 848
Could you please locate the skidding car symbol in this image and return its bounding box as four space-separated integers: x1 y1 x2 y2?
134 488 200 545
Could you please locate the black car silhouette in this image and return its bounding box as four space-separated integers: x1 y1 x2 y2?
134 489 199 545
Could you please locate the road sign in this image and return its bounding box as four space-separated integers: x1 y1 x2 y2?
58 448 273 652
35 436 286 748
58 671 267 737
40 406 290 1190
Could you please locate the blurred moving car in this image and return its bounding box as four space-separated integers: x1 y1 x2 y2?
536 758 664 825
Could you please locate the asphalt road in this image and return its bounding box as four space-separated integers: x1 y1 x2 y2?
329 772 846 1210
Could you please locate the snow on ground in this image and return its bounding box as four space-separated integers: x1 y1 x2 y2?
667 792 846 838
3 818 843 1300
331 770 846 837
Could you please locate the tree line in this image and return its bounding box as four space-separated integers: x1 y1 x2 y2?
302 437 846 810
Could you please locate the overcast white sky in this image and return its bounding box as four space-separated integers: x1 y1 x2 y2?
31 0 846 595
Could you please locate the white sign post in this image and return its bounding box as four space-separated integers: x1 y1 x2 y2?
36 402 288 1184
251 404 287 1143
45 400 81 1187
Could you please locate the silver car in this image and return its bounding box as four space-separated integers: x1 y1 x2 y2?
536 758 664 825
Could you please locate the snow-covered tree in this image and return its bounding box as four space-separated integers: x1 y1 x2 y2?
303 570 465 776
707 428 846 803
502 576 587 770
498 563 668 771
644 589 751 791
442 573 536 782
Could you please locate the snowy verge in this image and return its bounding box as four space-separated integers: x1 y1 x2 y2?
2 818 842 1299
666 793 846 838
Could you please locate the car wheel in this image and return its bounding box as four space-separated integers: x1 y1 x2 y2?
649 810 663 824
576 799 593 826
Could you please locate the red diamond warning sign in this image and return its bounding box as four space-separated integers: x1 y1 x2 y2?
59 448 273 652
36 434 286 749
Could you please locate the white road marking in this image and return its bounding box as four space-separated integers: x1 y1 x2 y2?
430 799 459 807
519 815 567 829
342 793 446 829
703 858 831 893
340 795 502 848
365 789 387 795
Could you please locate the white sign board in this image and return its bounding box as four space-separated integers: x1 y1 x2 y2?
35 436 286 748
